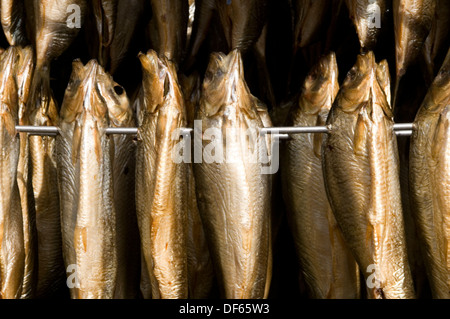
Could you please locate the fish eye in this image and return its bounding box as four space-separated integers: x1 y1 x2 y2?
114 85 124 95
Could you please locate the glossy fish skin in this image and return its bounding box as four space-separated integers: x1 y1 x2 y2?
14 46 37 299
26 0 88 70
26 69 64 298
322 52 415 299
135 50 188 299
393 0 436 79
193 50 272 299
409 49 450 299
345 0 387 51
1 0 29 46
179 72 215 299
57 60 119 299
292 0 331 49
0 47 25 299
147 0 189 64
281 52 360 299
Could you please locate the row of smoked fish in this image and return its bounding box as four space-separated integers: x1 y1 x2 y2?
0 0 448 299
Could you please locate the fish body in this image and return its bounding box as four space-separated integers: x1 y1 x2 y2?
0 47 24 299
282 52 360 299
26 0 88 70
180 72 215 299
57 60 123 298
409 49 450 299
345 0 387 51
193 50 272 298
14 46 37 299
393 0 435 79
135 50 188 299
108 81 140 299
1 0 29 46
322 52 415 299
26 68 64 298
147 0 189 64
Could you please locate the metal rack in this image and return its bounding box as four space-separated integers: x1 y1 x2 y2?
15 123 414 137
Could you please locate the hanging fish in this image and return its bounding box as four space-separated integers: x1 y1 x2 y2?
393 0 436 105
15 45 37 299
322 52 415 299
0 0 29 46
281 52 360 299
193 49 273 298
179 72 215 299
409 48 450 299
0 47 25 299
57 60 127 298
135 50 188 299
147 0 189 64
345 0 388 51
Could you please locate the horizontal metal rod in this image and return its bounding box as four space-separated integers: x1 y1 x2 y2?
14 124 415 137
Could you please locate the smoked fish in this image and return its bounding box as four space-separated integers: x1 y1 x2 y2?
322 51 415 299
409 48 450 299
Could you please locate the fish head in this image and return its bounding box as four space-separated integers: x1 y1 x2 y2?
201 49 254 118
60 59 111 123
138 49 167 114
95 64 131 127
300 51 339 115
336 51 392 120
0 46 20 135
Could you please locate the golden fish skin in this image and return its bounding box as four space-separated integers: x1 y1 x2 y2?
281 52 360 299
14 46 37 299
25 0 88 70
193 50 272 299
147 0 189 64
394 0 436 79
57 60 120 299
179 72 215 299
0 47 25 299
345 0 387 51
322 52 415 299
135 50 188 299
26 67 65 298
0 0 29 46
409 49 450 299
